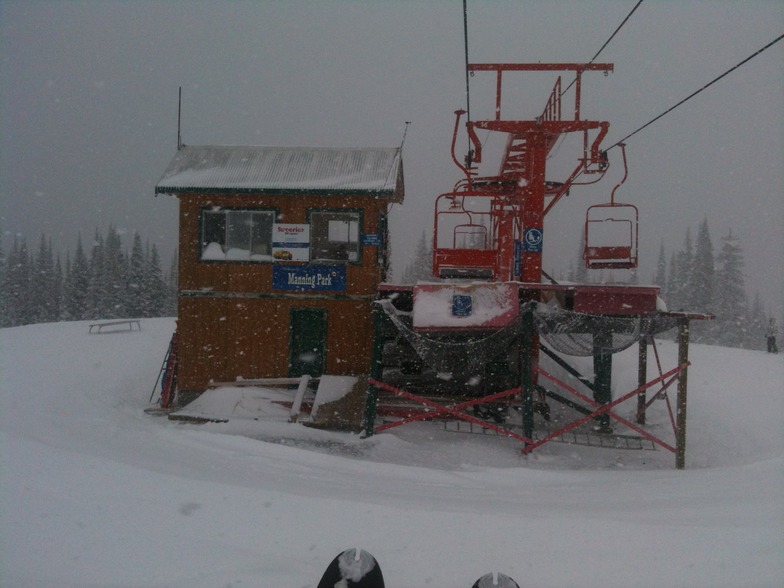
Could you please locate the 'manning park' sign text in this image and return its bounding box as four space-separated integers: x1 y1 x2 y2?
272 265 347 292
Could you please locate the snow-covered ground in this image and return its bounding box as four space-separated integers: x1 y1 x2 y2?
1 318 782 587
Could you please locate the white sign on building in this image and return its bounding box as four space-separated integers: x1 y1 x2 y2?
272 223 310 262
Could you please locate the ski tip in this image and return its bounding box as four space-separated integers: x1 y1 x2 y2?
472 572 520 588
318 548 385 588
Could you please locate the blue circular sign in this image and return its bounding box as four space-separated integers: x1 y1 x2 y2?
523 228 543 252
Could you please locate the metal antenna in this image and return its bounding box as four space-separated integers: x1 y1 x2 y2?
463 0 471 125
399 121 411 149
177 86 183 150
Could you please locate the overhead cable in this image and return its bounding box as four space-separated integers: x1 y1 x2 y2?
608 33 784 149
562 0 645 96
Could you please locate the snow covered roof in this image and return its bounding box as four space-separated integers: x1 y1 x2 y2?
155 145 403 199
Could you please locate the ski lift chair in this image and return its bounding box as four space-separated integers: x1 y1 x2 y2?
583 142 638 269
584 203 639 269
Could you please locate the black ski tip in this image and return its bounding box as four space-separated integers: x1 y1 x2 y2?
318 548 385 588
472 572 520 588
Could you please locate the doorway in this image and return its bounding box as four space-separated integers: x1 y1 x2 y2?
288 308 327 377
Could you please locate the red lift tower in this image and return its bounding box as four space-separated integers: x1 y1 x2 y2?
434 63 618 283
369 62 710 469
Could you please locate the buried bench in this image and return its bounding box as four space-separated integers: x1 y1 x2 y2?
88 320 141 334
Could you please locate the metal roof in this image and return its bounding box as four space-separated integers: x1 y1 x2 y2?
155 145 403 197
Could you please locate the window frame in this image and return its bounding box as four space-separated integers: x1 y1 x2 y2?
199 206 278 264
307 208 364 264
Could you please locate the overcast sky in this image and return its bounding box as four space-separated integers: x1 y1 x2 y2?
1 1 782 318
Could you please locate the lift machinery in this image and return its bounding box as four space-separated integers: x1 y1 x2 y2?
368 62 709 469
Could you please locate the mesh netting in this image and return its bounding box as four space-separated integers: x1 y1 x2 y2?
376 299 520 374
378 297 681 369
532 303 679 356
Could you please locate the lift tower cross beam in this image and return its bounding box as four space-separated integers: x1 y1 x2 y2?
444 62 613 283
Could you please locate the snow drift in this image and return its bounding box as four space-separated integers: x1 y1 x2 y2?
1 318 782 587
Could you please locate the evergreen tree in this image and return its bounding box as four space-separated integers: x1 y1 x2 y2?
64 235 90 321
143 243 166 317
87 230 106 319
713 230 748 347
654 242 667 291
31 235 56 323
53 254 63 321
402 231 433 284
666 253 679 310
5 238 32 326
746 292 767 351
688 218 715 341
0 227 172 325
669 229 693 311
0 239 6 327
102 226 127 318
126 232 145 317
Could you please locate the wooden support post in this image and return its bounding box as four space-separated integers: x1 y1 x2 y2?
676 319 690 469
636 335 648 424
363 304 386 438
592 330 613 433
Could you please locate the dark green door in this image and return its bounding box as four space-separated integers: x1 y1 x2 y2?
288 308 327 377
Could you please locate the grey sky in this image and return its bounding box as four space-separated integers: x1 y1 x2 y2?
1 1 782 317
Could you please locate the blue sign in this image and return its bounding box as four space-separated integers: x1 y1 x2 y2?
272 265 346 291
452 294 473 317
361 233 382 246
523 227 543 252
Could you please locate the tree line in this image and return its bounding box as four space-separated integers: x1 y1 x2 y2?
0 226 177 328
402 220 773 351
650 218 769 350
562 218 771 349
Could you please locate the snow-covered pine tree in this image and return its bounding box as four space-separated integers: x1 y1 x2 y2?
5 238 33 326
667 229 693 311
688 218 715 342
0 238 6 327
713 229 748 348
126 232 145 318
402 230 433 284
86 230 107 319
746 292 767 351
31 235 56 323
654 242 667 291
143 243 166 317
64 234 90 321
100 226 127 319
53 254 63 322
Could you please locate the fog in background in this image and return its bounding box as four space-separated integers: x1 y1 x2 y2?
1 1 782 318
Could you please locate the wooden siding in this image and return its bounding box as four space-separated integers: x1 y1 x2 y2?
175 191 386 392
177 296 374 392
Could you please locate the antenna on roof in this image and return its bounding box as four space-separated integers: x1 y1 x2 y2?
177 86 183 151
399 121 411 150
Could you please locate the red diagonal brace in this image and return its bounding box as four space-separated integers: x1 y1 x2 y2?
368 378 532 444
527 363 689 454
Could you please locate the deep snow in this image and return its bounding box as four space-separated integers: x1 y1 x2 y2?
1 318 782 587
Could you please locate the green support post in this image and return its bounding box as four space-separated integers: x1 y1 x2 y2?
636 335 648 424
592 330 613 433
520 302 535 444
363 303 386 438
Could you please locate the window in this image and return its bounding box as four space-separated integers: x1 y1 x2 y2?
309 210 361 262
201 208 275 262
